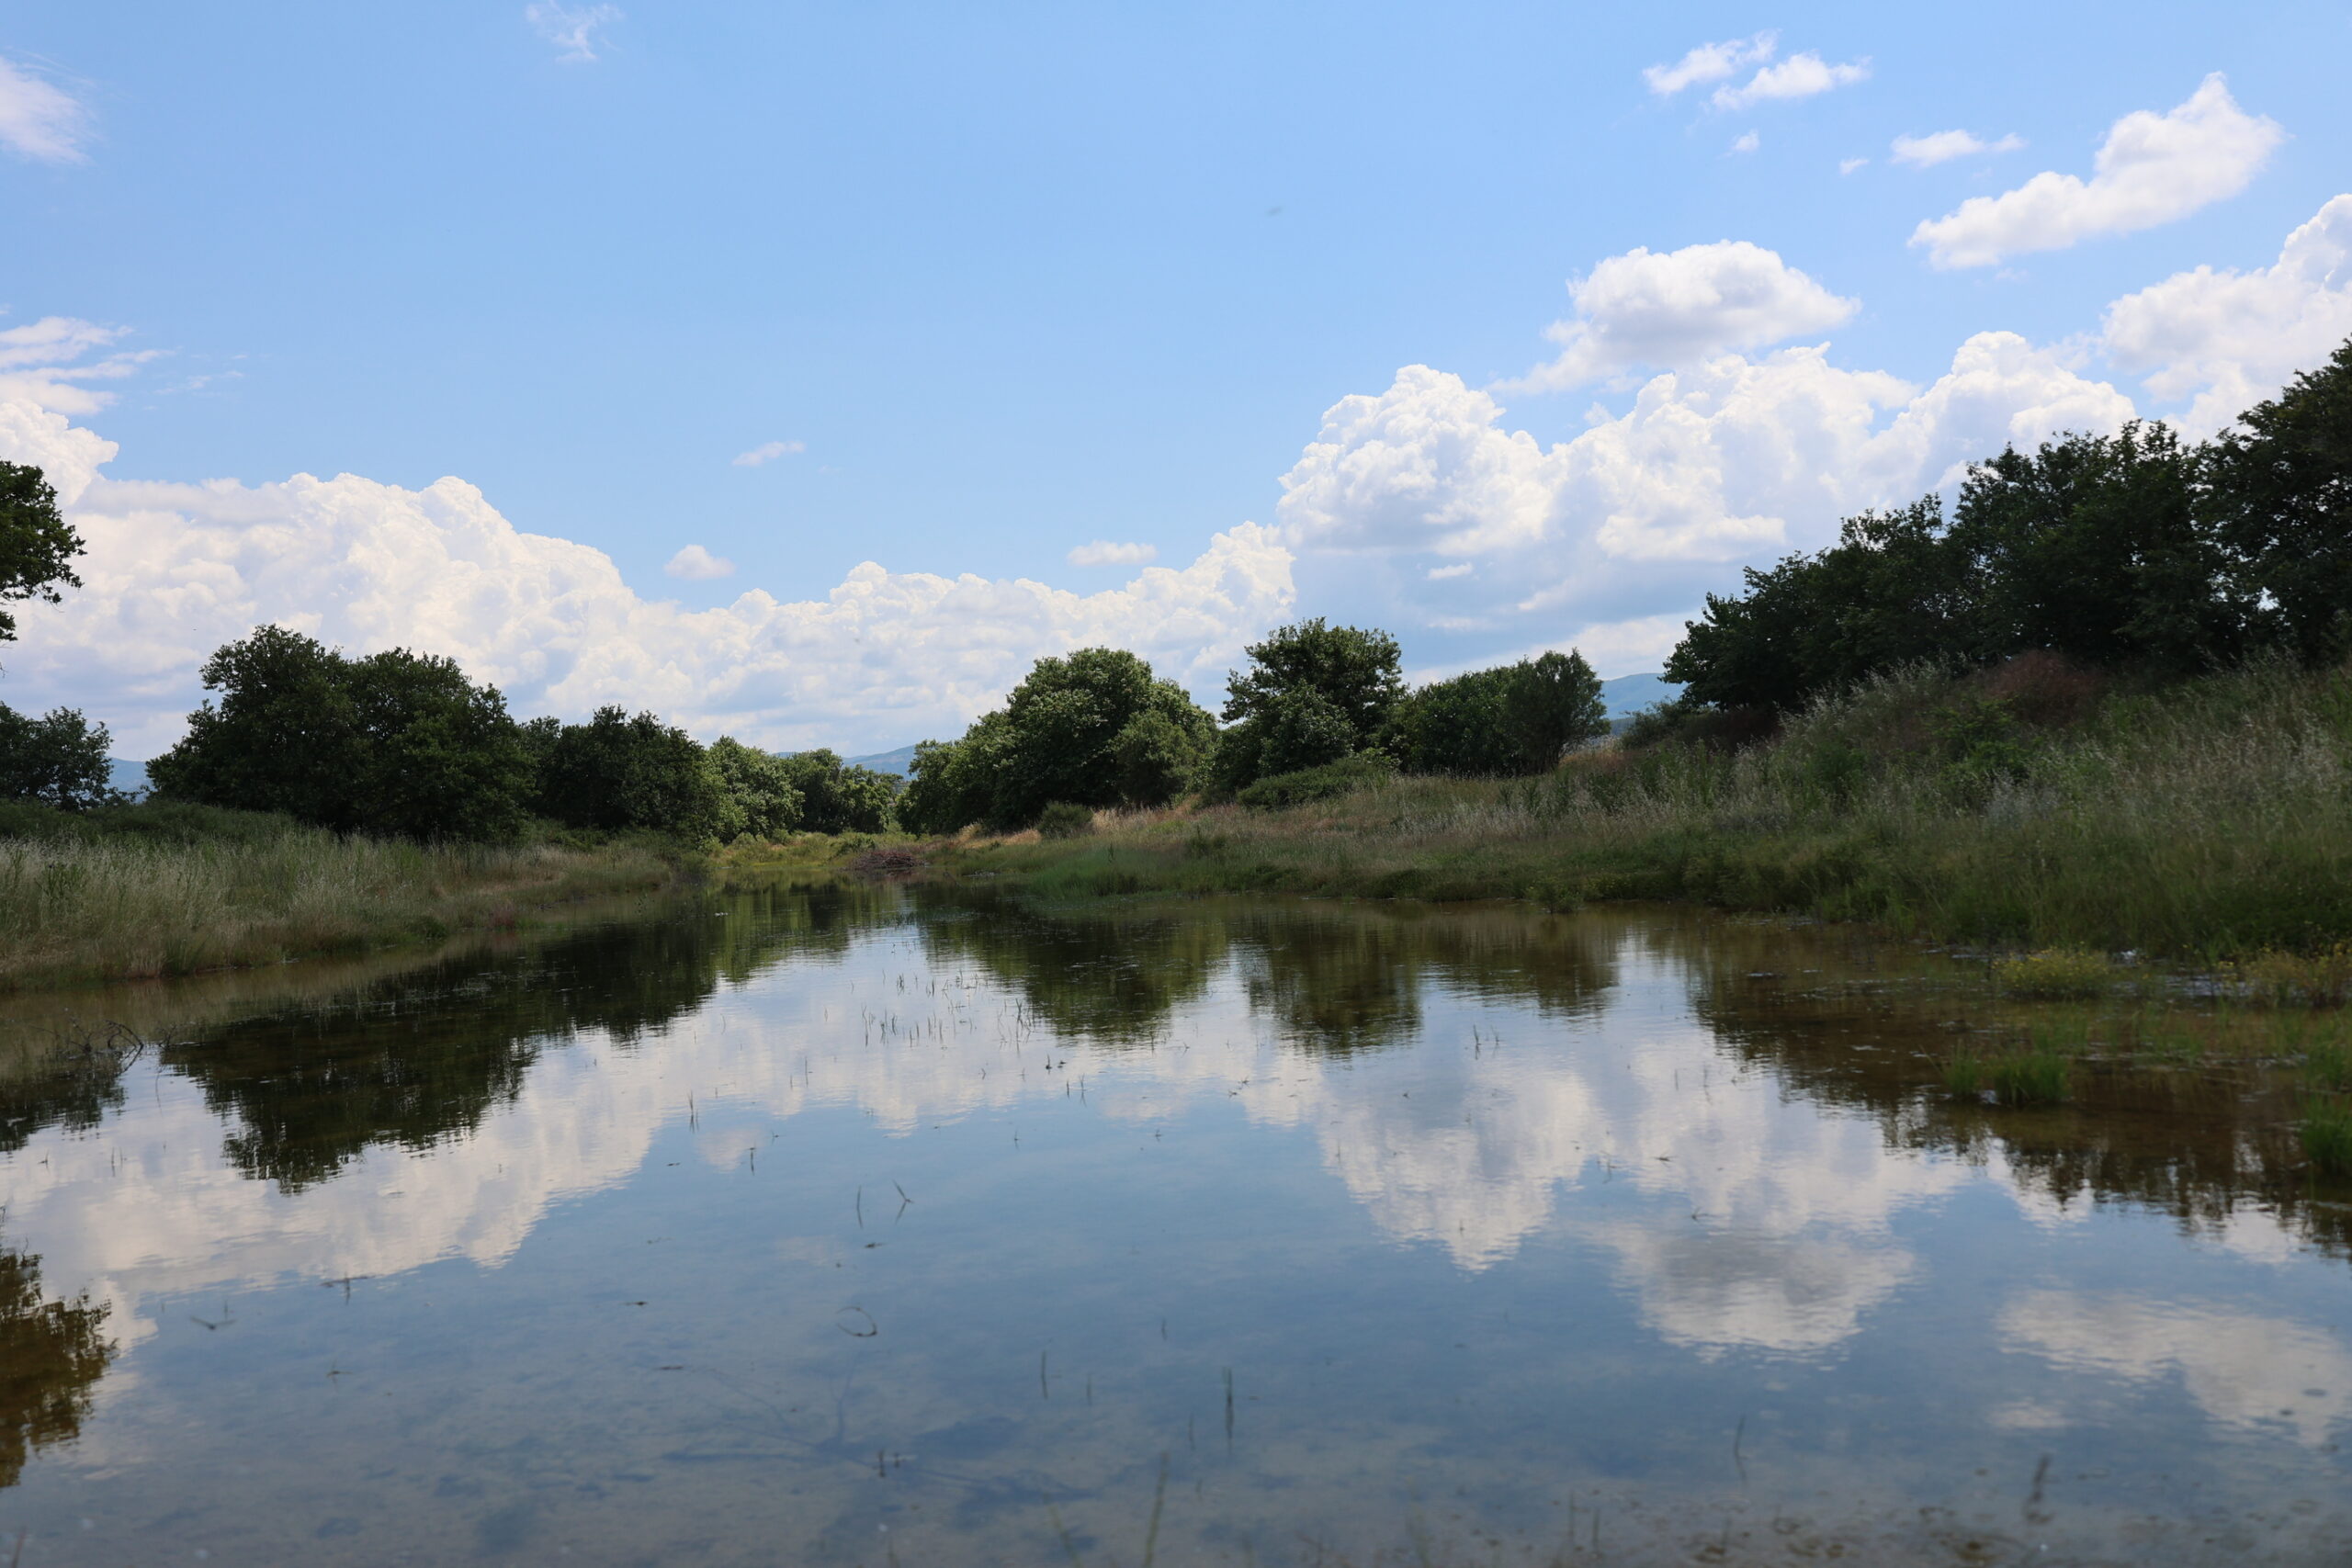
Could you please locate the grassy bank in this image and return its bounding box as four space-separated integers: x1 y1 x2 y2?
935 660 2352 959
0 804 687 990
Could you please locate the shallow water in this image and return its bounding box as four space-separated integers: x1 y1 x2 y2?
1 886 2348 1565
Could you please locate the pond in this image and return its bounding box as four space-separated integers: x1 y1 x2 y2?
1 886 2347 1565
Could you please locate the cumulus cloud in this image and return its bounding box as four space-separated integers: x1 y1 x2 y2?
1911 75 2283 268
1729 130 1759 155
663 544 735 581
1067 540 1158 567
0 55 88 164
1642 32 1776 97
1890 130 2025 168
1511 241 1859 393
0 354 1293 754
1710 51 1869 112
2102 193 2352 432
525 2 623 63
731 439 803 468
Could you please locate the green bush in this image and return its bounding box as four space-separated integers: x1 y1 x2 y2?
1237 753 1396 810
1036 801 1096 840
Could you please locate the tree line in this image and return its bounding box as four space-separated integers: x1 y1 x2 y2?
1662 335 2352 716
896 623 1609 832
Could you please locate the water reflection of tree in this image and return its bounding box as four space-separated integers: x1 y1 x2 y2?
913 891 1228 1043
1664 923 2352 1260
0 1245 112 1490
914 893 1617 1055
161 880 897 1191
0 1032 135 1156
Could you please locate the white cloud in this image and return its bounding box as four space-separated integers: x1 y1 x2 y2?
1642 32 1775 97
1890 130 2026 168
1911 75 2284 268
1729 130 1759 155
663 544 734 581
1425 562 1472 581
1511 240 1859 392
730 439 803 468
1710 51 1869 112
1838 157 1868 175
0 55 88 164
2102 193 2352 432
1067 540 1159 567
0 359 1293 754
2002 1291 2352 1449
525 2 623 63
1276 328 2130 641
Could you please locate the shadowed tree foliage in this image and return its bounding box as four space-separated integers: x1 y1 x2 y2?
533 705 725 839
1397 649 1608 775
0 704 116 810
2208 334 2352 665
899 649 1211 831
0 1244 113 1490
0 461 81 666
1666 339 2352 716
777 749 899 834
147 628 534 839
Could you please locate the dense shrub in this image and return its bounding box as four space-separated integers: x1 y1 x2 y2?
1237 752 1397 810
706 737 803 840
1036 801 1096 839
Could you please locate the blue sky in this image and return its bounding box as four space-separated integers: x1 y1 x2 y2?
3 2 2348 753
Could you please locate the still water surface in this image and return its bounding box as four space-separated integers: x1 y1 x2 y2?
2 886 2349 1564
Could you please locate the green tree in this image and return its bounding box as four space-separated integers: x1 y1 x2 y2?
0 705 117 810
342 649 534 840
0 462 82 665
1949 423 2244 674
777 749 899 834
2206 333 2352 664
1501 649 1607 771
1667 499 1973 713
1223 619 1404 757
535 706 726 838
705 737 804 840
147 626 362 827
1396 649 1607 775
148 628 534 839
899 649 1210 831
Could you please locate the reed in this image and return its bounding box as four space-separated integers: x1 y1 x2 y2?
0 826 678 989
945 660 2352 959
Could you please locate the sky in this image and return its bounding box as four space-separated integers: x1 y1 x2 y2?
1 1 2348 757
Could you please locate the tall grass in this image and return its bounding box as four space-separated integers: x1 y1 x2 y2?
950 660 2352 958
0 827 677 989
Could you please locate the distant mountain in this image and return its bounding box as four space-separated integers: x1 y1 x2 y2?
107 758 149 797
1600 671 1680 718
845 743 922 778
